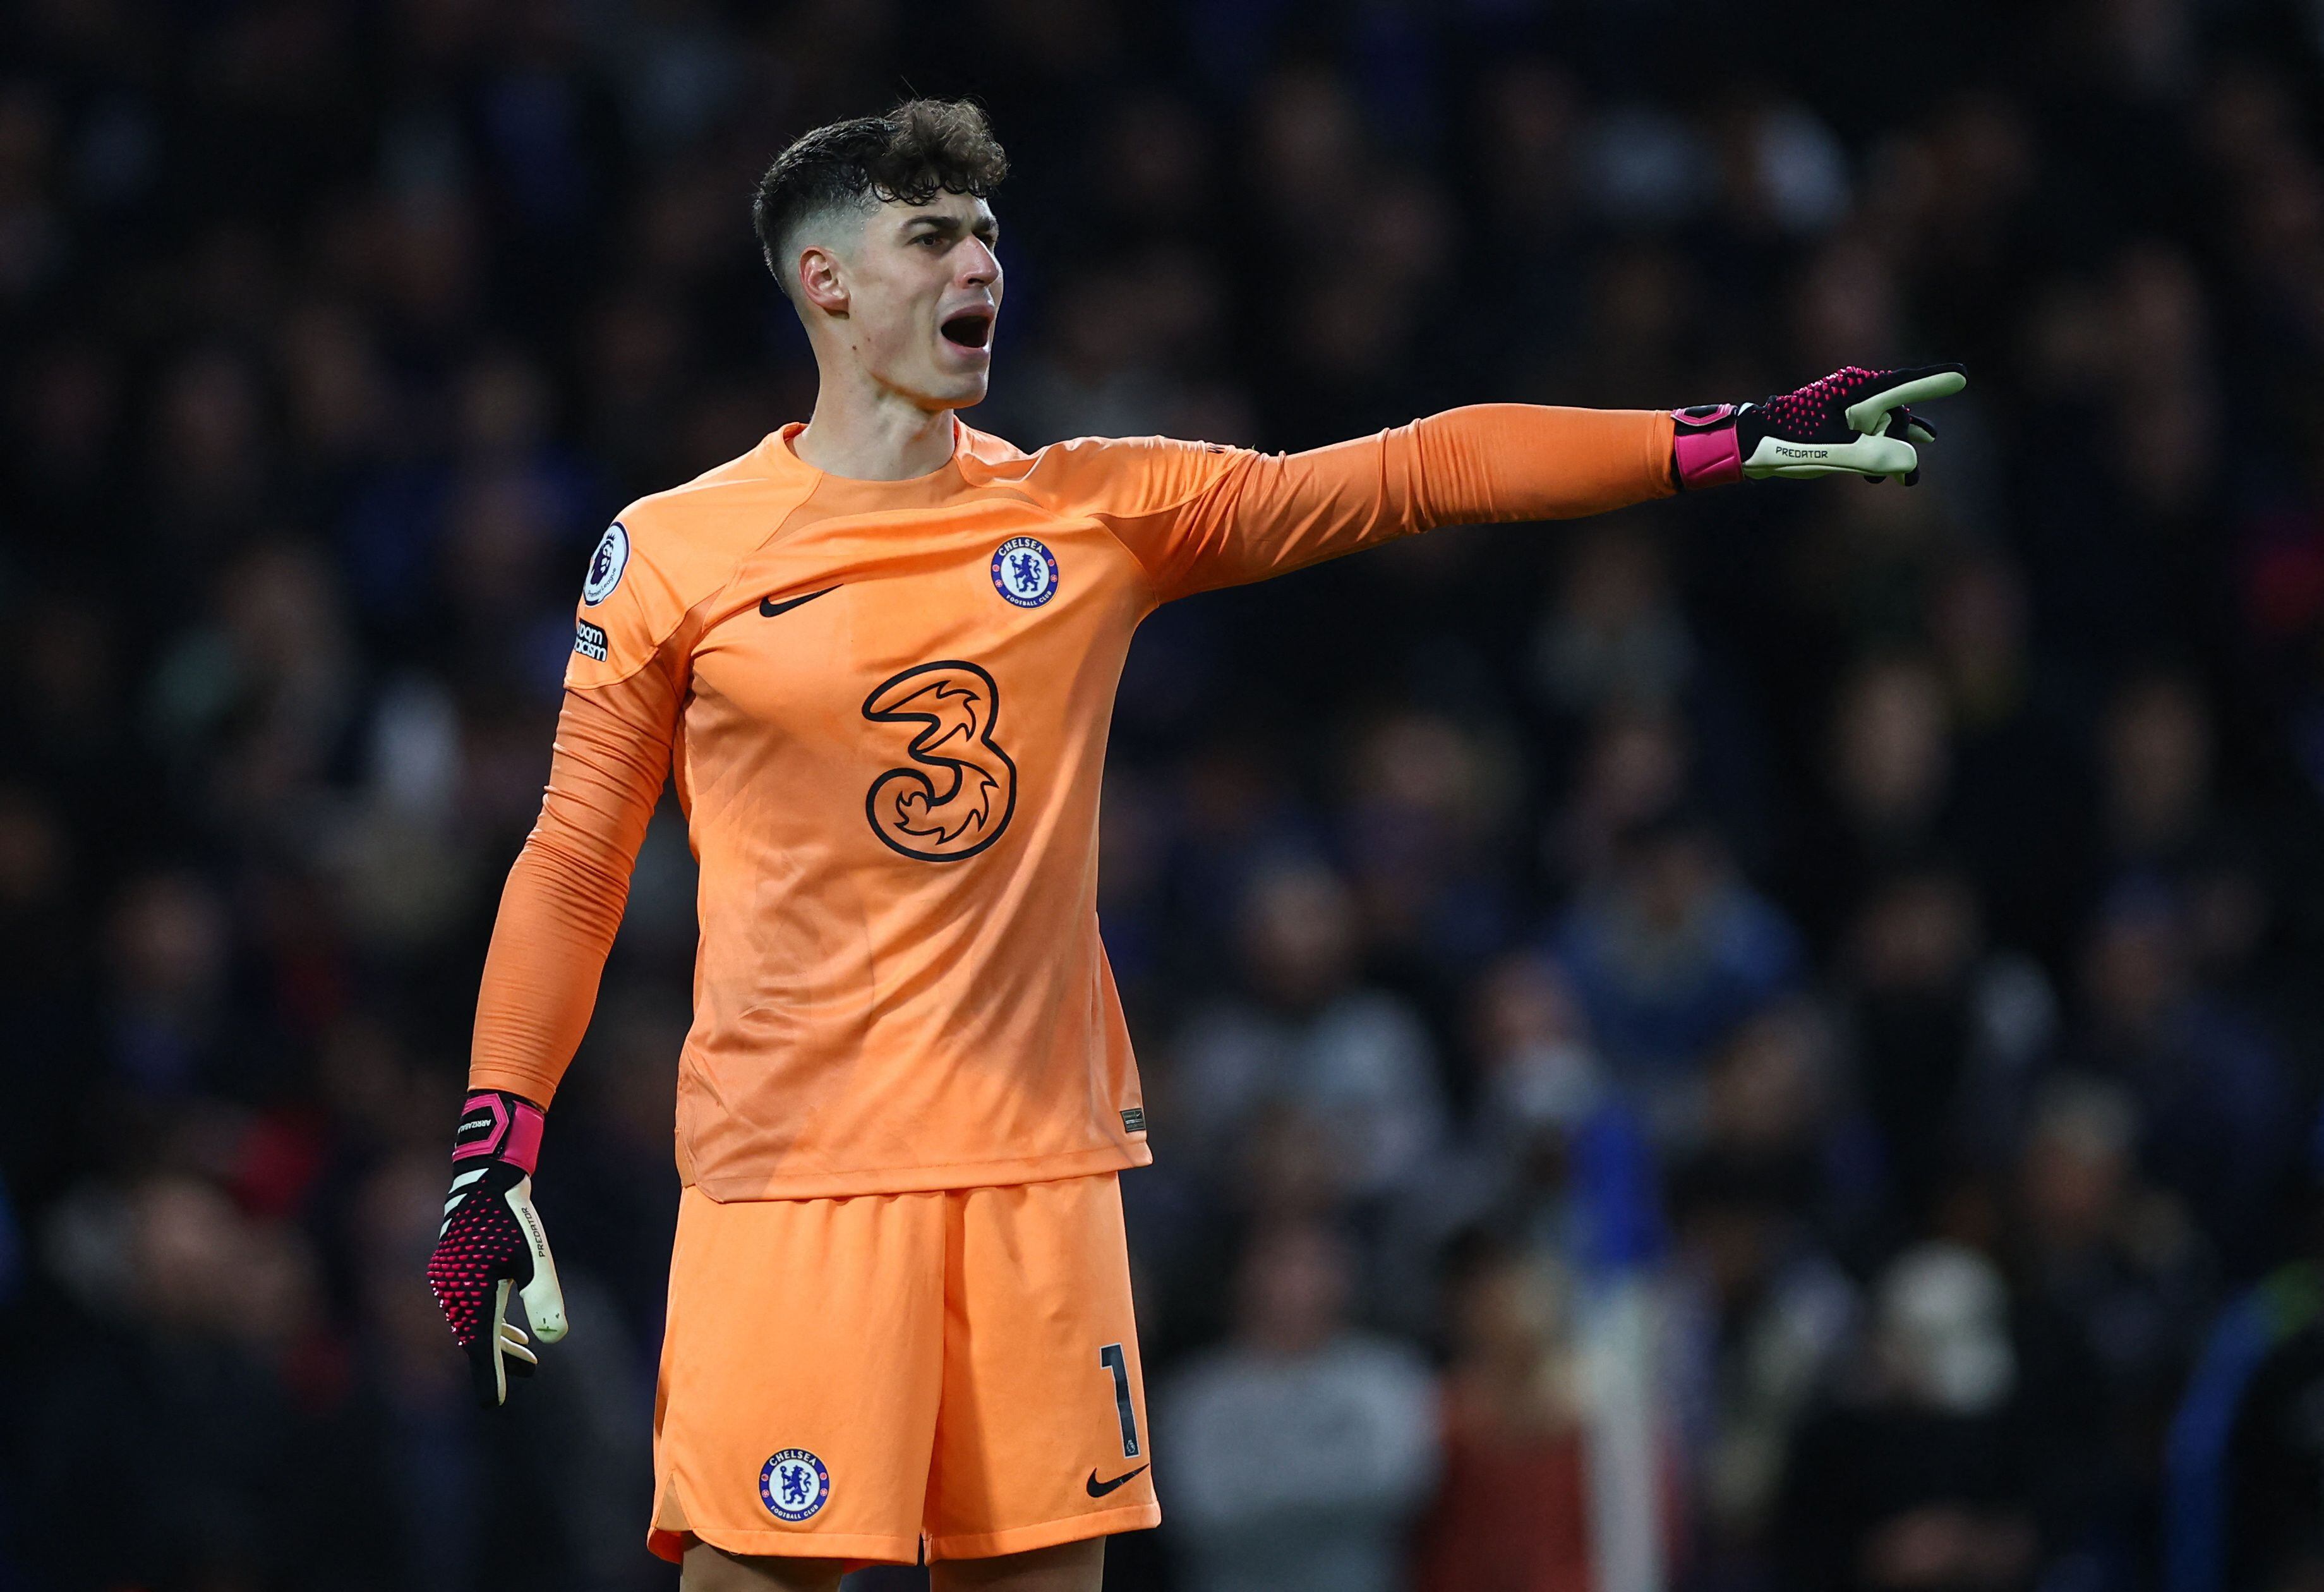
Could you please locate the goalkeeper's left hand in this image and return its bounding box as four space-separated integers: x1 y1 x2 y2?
1672 363 1968 489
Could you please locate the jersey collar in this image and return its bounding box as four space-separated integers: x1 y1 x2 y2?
759 417 977 514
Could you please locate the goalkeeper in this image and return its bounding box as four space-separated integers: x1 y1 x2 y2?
427 97 1964 1592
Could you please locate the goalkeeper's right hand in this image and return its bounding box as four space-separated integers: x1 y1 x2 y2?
1672 363 1968 488
426 1088 568 1407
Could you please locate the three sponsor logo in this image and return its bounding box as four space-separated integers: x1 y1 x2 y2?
861 661 1018 862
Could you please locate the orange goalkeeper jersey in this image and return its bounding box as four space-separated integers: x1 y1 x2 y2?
467 406 1675 1200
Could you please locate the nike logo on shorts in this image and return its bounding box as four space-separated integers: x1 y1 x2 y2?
1085 1464 1148 1497
760 586 839 619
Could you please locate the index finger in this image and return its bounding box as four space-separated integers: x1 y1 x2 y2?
1845 365 1968 432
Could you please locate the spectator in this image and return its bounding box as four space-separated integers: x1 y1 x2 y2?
1788 654 1955 948
1838 867 2056 1236
2167 1181 2324 1592
1927 552 2093 965
2102 673 2220 877
1547 703 1694 893
2011 1077 2212 1456
1174 860 1447 1200
1371 951 1606 1339
1666 1013 1863 1559
1160 1222 1437 1592
104 871 243 1099
22 1176 317 1589
1776 1243 2042 1592
2076 886 2297 1274
1689 999 1855 1228
1336 706 1526 992
1668 1154 1859 1576
1531 527 1695 723
1411 1246 1596 1592
1553 806 1803 1142
2009 1077 2215 1579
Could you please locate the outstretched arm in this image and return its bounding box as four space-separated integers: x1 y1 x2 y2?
1083 365 1966 602
1117 404 1677 598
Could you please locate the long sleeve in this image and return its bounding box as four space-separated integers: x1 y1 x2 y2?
1085 405 1675 601
466 663 680 1106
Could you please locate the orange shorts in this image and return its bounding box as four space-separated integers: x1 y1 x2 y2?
647 1171 1160 1567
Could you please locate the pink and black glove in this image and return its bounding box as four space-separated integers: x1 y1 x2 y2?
1672 363 1968 489
426 1089 567 1407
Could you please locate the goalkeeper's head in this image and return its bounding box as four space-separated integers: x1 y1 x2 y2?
754 100 1009 414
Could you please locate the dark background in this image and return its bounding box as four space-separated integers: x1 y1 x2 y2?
4 1 2324 1589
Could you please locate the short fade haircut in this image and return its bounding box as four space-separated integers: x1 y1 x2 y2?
752 100 1009 301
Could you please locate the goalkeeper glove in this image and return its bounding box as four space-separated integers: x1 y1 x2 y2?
426 1088 567 1407
1671 363 1968 488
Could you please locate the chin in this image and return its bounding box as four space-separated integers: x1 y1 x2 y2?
927 371 990 411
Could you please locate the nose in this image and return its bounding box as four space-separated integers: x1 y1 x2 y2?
958 238 999 290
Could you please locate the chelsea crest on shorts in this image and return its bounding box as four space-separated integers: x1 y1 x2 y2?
759 1448 831 1523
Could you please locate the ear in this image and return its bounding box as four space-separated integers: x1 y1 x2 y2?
796 244 848 316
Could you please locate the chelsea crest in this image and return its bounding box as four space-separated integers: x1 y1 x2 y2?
990 536 1057 608
759 1448 831 1523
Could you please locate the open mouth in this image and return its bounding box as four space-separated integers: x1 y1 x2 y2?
940 312 993 350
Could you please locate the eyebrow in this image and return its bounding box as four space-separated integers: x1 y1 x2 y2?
903 212 1001 243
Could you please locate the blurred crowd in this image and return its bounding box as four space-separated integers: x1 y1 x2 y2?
6 1 2324 1590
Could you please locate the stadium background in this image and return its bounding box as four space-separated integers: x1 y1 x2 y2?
5 1 2324 1588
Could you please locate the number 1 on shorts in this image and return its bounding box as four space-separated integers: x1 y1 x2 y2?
1099 1342 1140 1457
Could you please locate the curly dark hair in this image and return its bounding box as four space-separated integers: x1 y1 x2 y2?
752 100 1009 296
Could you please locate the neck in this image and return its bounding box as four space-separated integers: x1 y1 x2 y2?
793 358 960 481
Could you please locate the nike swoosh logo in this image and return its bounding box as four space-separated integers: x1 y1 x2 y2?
759 586 838 619
1085 1464 1148 1497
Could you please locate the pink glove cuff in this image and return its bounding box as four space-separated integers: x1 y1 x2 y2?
452 1090 546 1174
1671 406 1743 490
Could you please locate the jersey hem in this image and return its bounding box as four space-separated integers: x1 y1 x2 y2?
685 1138 1152 1202
928 1500 1162 1560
